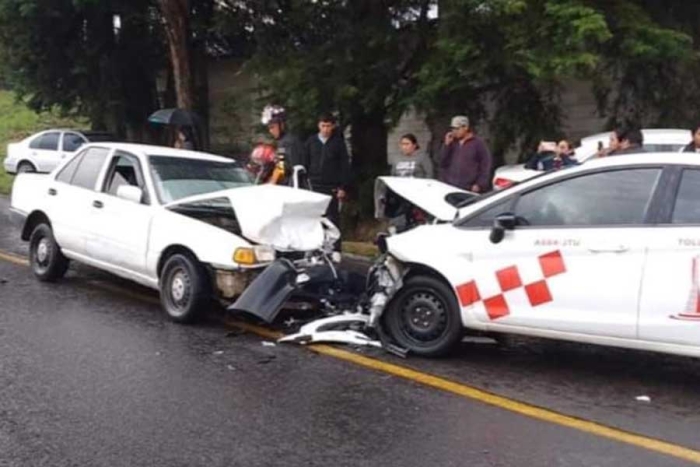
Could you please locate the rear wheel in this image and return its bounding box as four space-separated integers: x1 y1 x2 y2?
29 224 69 282
17 162 36 174
159 254 211 323
384 276 463 357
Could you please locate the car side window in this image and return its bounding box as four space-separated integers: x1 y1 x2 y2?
62 132 86 152
514 168 662 227
103 151 149 204
671 169 700 224
55 151 86 184
71 147 109 190
461 199 514 228
29 132 60 151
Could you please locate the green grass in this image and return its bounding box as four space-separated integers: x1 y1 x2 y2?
0 90 86 195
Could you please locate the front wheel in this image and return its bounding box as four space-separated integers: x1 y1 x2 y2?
29 223 69 282
383 276 463 357
159 254 211 323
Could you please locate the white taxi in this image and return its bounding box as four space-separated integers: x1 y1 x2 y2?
374 153 700 357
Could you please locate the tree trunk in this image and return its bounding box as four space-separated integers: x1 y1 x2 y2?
157 0 194 110
348 111 388 217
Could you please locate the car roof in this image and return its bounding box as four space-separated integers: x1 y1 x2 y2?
80 142 235 163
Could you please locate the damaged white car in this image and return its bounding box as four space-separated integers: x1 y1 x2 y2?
241 155 700 360
9 143 339 322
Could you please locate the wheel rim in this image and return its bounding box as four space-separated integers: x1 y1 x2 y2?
166 268 192 317
18 164 34 173
32 236 52 273
397 290 449 345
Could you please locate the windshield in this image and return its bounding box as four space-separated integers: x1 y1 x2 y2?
149 155 253 204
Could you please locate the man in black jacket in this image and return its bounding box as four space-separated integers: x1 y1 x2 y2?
304 113 351 241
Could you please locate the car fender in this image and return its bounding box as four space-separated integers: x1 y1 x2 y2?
385 225 487 330
147 209 254 274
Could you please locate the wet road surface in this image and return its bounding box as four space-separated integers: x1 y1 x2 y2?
2 195 700 466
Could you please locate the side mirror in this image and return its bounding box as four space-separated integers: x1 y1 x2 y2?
116 185 143 204
489 213 518 244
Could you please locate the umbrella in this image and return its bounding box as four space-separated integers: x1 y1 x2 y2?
148 108 201 127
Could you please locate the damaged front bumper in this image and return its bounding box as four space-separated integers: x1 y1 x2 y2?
228 253 408 353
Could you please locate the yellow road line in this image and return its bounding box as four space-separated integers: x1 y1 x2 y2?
2 249 700 463
224 325 700 464
0 250 29 266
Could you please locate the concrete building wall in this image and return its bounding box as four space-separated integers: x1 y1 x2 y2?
207 59 608 165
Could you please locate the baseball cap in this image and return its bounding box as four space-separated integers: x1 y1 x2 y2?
450 115 469 129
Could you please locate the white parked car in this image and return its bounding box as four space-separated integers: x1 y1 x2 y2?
3 129 116 175
9 143 337 322
323 153 700 357
492 128 692 189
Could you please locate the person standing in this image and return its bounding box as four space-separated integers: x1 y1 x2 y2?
304 113 351 235
392 134 433 178
174 127 195 150
439 115 492 192
684 124 700 153
612 128 645 156
525 139 579 171
262 105 305 168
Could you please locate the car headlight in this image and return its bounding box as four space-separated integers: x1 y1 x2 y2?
233 246 276 265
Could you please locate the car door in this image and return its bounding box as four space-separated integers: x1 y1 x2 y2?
638 167 700 346
86 150 153 275
460 167 663 339
29 131 61 172
48 147 111 256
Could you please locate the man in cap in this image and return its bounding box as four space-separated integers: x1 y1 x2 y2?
439 115 492 193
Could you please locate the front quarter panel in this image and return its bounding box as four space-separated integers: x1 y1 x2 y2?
387 224 488 330
147 209 253 274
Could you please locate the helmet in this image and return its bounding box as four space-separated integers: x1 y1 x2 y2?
250 143 277 166
261 105 286 125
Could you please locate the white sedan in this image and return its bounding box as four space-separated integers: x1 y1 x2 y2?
3 129 116 174
9 143 337 322
492 128 691 189
368 153 700 357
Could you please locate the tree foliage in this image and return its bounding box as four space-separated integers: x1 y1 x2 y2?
0 0 164 137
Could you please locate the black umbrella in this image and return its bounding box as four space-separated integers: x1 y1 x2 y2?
148 108 201 126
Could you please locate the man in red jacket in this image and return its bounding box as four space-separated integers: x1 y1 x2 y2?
439 115 492 193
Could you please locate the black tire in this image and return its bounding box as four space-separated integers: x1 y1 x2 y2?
28 223 69 282
159 253 211 323
383 275 463 357
17 162 36 174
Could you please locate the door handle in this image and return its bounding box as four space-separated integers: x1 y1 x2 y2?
93 200 104 209
48 188 57 196
588 245 629 253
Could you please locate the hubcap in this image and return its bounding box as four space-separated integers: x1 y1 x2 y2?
171 272 187 302
168 269 191 313
36 238 51 266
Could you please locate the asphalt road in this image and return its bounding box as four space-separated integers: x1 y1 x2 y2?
2 195 700 466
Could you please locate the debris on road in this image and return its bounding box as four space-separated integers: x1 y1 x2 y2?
636 395 652 403
257 355 276 364
262 341 277 347
0 278 7 284
279 313 381 348
213 350 224 355
227 365 236 371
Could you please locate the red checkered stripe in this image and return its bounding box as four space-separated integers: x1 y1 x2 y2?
456 250 567 321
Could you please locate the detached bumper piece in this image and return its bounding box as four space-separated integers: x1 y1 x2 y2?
228 259 298 324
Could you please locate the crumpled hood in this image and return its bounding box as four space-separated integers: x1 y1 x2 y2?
375 176 476 222
166 185 332 251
